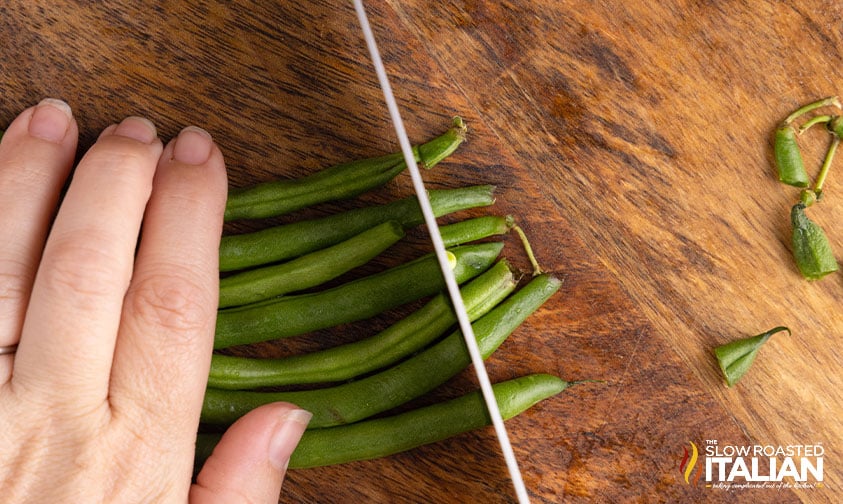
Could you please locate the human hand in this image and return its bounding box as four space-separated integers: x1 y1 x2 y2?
0 99 311 503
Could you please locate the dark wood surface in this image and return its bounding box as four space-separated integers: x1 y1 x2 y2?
1 1 840 502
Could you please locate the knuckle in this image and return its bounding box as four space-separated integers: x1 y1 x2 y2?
0 259 32 312
40 235 126 301
127 270 215 337
87 137 160 170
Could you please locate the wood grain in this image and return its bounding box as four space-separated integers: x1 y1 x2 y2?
1 0 840 502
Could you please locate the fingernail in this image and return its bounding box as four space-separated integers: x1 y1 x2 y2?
112 116 158 144
268 409 312 471
172 126 214 165
28 98 73 143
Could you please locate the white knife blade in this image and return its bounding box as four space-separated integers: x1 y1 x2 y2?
352 2 530 502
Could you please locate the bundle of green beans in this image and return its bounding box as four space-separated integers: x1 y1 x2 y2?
201 118 570 469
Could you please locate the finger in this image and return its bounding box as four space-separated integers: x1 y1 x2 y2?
12 117 163 404
109 126 226 433
0 99 77 382
191 404 312 504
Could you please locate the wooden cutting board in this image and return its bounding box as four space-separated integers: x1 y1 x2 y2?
1 1 840 502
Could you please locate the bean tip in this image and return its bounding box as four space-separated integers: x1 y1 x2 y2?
451 116 467 137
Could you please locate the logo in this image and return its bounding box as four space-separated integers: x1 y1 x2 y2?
679 441 703 486
677 440 825 491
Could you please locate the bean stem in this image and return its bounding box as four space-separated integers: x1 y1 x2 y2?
219 185 496 272
783 96 840 125
203 274 562 426
813 135 839 198
798 114 832 134
214 242 504 349
224 117 467 221
512 223 544 276
208 260 517 389
195 373 568 469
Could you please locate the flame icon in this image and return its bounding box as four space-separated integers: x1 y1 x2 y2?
679 441 702 485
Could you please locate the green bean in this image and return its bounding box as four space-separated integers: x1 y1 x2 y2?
715 326 790 387
790 202 838 280
214 242 504 349
203 274 562 426
208 260 517 389
219 185 496 272
218 221 404 308
195 373 568 469
438 214 512 246
224 117 466 221
774 97 841 187
774 124 810 188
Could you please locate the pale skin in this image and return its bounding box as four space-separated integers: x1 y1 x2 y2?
0 99 311 503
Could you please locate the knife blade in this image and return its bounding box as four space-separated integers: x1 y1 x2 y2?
352 2 530 502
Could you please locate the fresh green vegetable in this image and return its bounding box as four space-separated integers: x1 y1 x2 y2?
219 215 512 308
214 242 503 349
196 373 568 470
775 98 836 187
774 97 840 188
219 185 496 272
790 203 838 280
714 326 790 386
203 274 562 426
437 215 512 246
219 221 404 308
208 260 517 389
774 125 810 187
224 117 467 221
771 97 843 279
